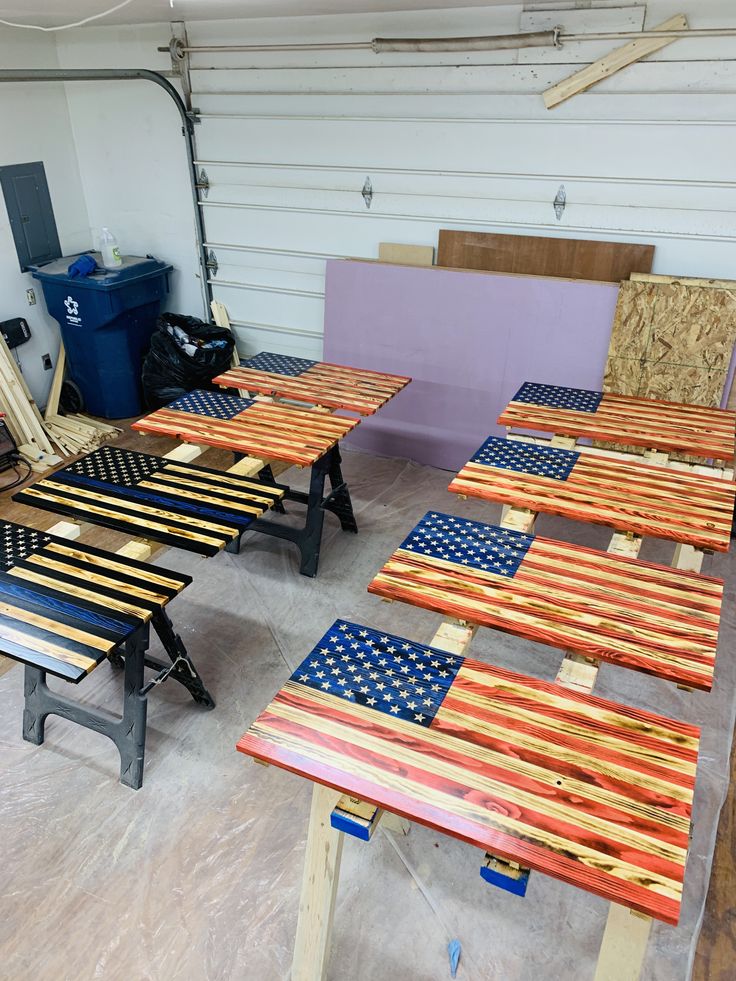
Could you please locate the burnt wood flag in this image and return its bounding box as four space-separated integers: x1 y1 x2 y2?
237 619 700 925
133 389 360 467
368 511 723 691
14 445 285 556
0 519 190 681
214 352 411 415
449 436 735 551
498 381 736 462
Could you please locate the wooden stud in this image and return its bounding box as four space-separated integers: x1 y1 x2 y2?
544 15 688 109
44 345 66 421
116 540 154 562
163 443 207 464
594 902 652 981
211 299 249 397
331 796 382 841
292 782 344 981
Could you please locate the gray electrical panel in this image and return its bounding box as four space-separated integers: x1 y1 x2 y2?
0 161 61 271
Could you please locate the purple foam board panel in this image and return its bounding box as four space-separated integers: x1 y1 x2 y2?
323 260 619 471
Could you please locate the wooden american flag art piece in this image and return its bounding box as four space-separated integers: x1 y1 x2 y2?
0 519 190 682
449 437 735 552
237 619 699 925
14 445 285 556
368 512 723 691
214 351 411 415
133 390 359 467
497 382 736 463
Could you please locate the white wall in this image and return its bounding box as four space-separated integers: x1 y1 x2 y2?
55 25 206 319
178 0 736 359
3 1 736 383
0 28 91 406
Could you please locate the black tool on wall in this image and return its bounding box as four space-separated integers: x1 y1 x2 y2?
1 317 31 349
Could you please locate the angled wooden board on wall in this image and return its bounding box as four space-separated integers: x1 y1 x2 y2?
436 231 654 283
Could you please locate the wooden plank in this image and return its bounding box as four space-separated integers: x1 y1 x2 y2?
14 445 285 557
237 618 700 925
449 436 735 552
215 356 411 417
44 345 65 421
211 299 249 397
378 243 434 267
133 390 360 467
368 510 724 691
498 382 736 463
0 333 53 455
543 15 689 110
0 518 191 682
436 230 654 283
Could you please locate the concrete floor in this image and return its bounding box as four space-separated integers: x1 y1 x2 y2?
0 445 734 981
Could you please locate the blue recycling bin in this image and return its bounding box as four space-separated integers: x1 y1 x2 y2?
32 253 172 418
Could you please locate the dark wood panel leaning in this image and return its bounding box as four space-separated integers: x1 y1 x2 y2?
436 230 655 283
368 511 723 691
237 619 699 925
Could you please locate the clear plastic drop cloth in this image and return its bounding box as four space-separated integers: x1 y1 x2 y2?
0 448 733 981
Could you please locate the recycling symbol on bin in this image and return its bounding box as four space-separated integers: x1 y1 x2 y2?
64 295 79 316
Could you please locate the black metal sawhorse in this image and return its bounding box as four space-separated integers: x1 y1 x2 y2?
22 610 214 790
247 444 358 577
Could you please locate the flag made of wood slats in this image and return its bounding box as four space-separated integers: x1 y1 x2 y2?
0 519 191 682
449 436 735 552
237 619 699 925
214 351 411 415
15 445 285 556
497 382 736 462
368 511 723 691
133 389 360 466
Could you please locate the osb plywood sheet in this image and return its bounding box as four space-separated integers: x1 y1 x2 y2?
604 281 736 407
437 230 654 283
605 357 730 409
603 281 736 460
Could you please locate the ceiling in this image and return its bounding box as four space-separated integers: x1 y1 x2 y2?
0 0 564 29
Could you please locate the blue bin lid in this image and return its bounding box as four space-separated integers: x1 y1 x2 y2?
31 253 172 290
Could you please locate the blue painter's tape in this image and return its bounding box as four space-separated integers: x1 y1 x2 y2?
480 863 530 897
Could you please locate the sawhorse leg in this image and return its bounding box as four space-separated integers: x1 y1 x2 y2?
23 627 149 789
108 611 216 709
293 783 345 981
250 446 358 578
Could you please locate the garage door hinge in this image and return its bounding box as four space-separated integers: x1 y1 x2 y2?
553 184 566 220
206 249 218 277
196 168 210 196
362 177 373 209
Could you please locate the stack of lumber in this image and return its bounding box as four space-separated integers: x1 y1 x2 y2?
44 413 121 456
0 337 119 467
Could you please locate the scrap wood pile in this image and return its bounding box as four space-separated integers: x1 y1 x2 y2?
0 337 119 470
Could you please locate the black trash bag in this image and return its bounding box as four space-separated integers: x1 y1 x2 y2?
142 313 235 409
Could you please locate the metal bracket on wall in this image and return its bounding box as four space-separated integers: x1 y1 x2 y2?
206 249 218 278
169 21 193 112
362 177 373 209
553 184 566 220
196 168 210 197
